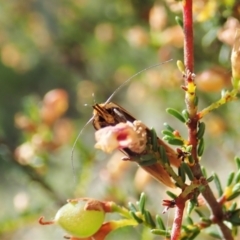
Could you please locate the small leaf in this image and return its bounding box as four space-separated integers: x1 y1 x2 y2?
167 138 184 146
235 169 240 183
207 175 214 183
155 215 165 230
178 165 186 183
229 202 237 211
201 166 207 178
182 109 189 121
128 202 137 212
235 157 240 170
139 193 146 215
181 162 194 181
166 108 186 123
139 158 157 166
144 210 156 228
194 96 199 106
197 138 204 157
186 216 194 225
129 211 143 223
163 122 174 132
166 191 177 199
197 122 205 139
161 129 174 137
200 217 211 225
208 231 222 239
232 183 240 193
150 128 158 151
189 229 200 240
151 229 170 236
227 191 240 201
175 16 183 28
194 209 204 218
226 209 240 226
188 155 194 165
213 173 223 197
158 145 170 165
187 201 195 215
227 171 235 186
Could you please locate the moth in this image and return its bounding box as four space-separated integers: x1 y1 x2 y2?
92 102 181 188
71 60 175 185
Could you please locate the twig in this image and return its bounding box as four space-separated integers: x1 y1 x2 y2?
181 1 233 239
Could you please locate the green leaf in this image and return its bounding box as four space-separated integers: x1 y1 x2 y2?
201 166 207 178
167 138 184 146
163 122 174 132
187 200 195 215
187 216 194 225
166 191 177 199
178 164 186 183
129 211 143 223
194 209 204 218
197 122 205 139
227 191 240 201
128 202 137 212
151 229 169 236
182 109 189 121
197 138 204 157
194 96 199 106
175 16 183 28
150 128 158 152
144 210 155 228
232 183 240 193
235 169 240 183
158 145 170 165
166 108 186 123
181 162 194 181
161 129 174 137
227 171 235 186
213 173 223 197
226 209 240 226
138 192 146 215
229 202 237 211
208 231 222 239
235 157 240 170
207 175 214 183
155 215 165 230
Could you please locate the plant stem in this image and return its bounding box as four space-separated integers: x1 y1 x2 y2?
181 1 233 240
171 200 185 240
183 0 194 75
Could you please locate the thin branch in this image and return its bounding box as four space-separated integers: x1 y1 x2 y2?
171 200 185 240
181 1 233 239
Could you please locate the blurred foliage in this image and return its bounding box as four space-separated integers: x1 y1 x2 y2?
0 0 240 239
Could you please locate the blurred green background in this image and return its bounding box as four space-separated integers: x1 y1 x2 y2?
0 0 239 239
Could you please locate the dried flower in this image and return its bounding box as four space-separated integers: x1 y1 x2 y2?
95 121 147 154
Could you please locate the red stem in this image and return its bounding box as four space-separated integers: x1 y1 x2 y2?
180 1 233 240
183 0 194 75
171 200 185 240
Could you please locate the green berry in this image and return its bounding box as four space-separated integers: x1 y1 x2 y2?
55 200 105 238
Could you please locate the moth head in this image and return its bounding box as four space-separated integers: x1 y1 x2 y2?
92 103 116 130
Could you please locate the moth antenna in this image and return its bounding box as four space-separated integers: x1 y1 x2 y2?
105 59 173 104
92 92 96 104
71 116 94 183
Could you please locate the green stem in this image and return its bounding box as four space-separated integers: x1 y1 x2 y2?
198 90 238 119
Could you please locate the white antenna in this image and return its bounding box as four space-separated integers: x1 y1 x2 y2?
70 116 94 183
105 59 173 104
